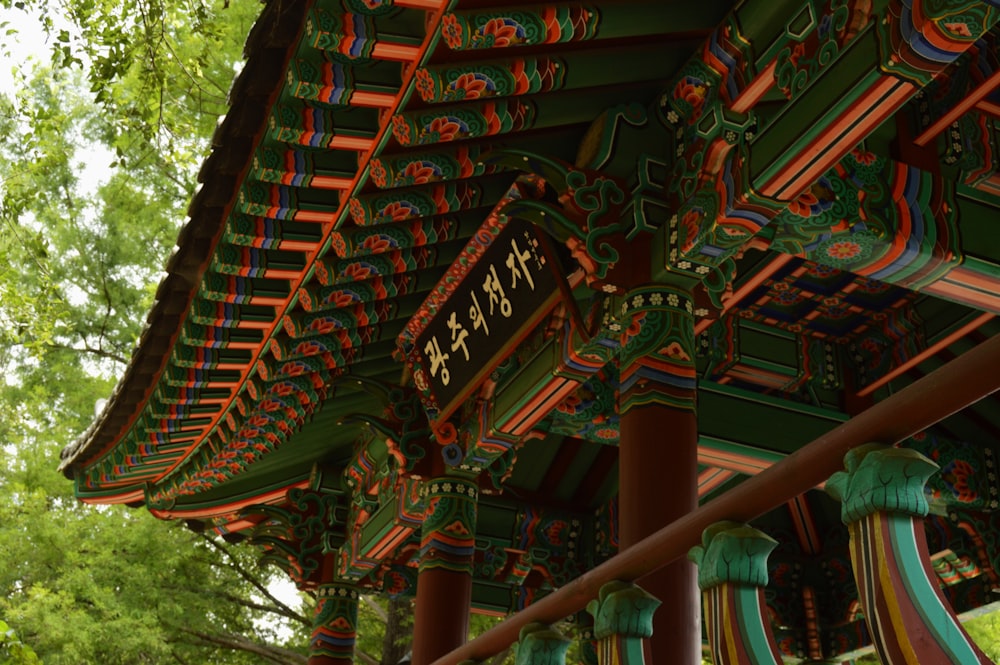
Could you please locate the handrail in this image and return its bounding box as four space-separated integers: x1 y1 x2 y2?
431 331 1000 665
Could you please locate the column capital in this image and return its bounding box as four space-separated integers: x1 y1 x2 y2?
826 443 939 523
828 443 991 664
310 581 359 664
688 521 777 590
617 283 697 413
586 580 661 641
419 475 479 574
515 622 571 665
689 522 784 665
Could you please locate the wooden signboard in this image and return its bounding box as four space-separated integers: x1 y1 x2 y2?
411 216 570 430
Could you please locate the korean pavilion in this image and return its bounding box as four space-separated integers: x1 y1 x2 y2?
60 0 1000 663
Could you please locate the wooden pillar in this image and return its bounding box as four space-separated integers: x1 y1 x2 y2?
412 476 479 665
617 282 700 664
309 582 359 665
689 522 784 665
827 444 992 665
587 581 661 664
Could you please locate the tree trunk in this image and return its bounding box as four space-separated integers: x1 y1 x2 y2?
380 597 413 665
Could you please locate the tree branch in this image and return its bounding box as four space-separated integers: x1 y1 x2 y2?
196 532 310 628
45 339 128 365
362 594 388 624
178 627 307 665
356 649 380 665
176 584 308 626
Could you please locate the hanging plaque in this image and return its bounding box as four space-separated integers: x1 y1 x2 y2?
411 216 570 427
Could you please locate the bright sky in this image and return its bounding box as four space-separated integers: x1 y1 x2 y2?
0 7 48 93
0 7 114 190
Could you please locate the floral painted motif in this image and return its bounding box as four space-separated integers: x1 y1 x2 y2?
393 161 441 187
678 207 704 255
851 149 879 166
824 240 863 261
417 115 469 144
374 200 420 224
342 262 376 282
672 75 710 122
360 234 396 254
471 17 527 48
414 68 437 102
620 311 648 348
360 0 388 10
346 199 365 225
443 72 497 101
391 114 411 145
938 458 978 504
787 179 835 217
369 160 388 188
556 393 581 414
773 288 805 306
441 13 463 49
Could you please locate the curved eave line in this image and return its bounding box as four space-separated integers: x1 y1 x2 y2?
77 488 146 505
148 1 451 493
149 477 312 521
59 0 317 478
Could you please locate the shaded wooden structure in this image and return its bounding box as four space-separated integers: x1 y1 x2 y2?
60 0 1000 663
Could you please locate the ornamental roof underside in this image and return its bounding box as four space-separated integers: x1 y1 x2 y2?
59 0 1000 656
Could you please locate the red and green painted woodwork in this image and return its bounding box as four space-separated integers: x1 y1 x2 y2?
336 379 433 581
767 149 959 291
419 476 479 574
688 522 784 665
343 378 436 476
697 308 845 400
906 31 1000 178
473 505 584 596
147 375 331 501
760 148 1000 315
585 581 661 665
457 299 621 467
618 282 698 414
338 468 425 581
411 476 479 664
907 433 999 513
328 216 462 260
243 488 341 589
347 179 503 227
544 368 620 445
249 148 354 191
478 150 632 290
309 583 359 665
826 444 993 665
660 0 1000 280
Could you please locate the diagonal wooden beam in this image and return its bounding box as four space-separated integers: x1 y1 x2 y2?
914 68 1000 147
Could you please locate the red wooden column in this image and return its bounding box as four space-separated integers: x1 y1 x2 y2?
411 476 479 665
617 280 700 664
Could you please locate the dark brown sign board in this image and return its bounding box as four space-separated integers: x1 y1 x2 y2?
412 216 571 430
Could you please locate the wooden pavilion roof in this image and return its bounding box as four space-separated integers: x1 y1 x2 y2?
60 0 1000 655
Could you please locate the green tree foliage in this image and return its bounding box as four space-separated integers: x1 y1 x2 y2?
0 1 322 662
0 619 40 665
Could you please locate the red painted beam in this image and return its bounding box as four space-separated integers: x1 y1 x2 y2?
914 68 1000 147
431 331 1000 665
857 312 995 397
